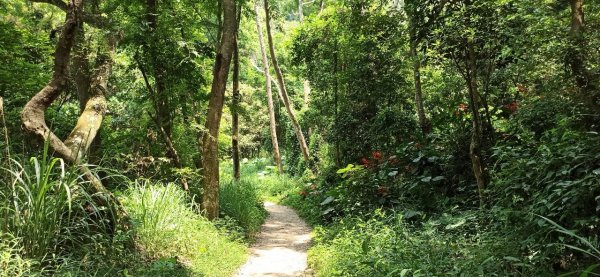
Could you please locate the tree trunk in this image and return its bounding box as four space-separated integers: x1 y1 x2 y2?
146 0 175 160
73 24 103 164
231 9 242 181
303 80 311 109
201 0 237 220
410 33 430 134
254 0 283 173
298 0 304 22
567 0 599 119
466 40 487 205
135 55 189 191
263 0 311 166
21 0 130 229
22 0 84 163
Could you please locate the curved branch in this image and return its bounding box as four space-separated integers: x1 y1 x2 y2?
22 0 84 162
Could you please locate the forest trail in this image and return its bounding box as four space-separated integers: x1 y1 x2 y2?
236 202 313 277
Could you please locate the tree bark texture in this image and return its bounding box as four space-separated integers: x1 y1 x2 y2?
254 0 283 174
21 0 130 229
263 0 311 166
231 9 242 181
21 0 84 162
201 0 237 220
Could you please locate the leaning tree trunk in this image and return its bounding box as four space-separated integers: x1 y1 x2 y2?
201 0 238 220
254 0 283 173
21 0 130 229
72 24 103 164
21 0 84 162
263 0 311 166
231 9 242 181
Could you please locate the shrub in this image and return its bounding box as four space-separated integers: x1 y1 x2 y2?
490 130 600 232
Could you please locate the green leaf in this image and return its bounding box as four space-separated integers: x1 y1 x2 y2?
432 176 445 182
581 263 600 277
503 256 521 262
320 196 334 206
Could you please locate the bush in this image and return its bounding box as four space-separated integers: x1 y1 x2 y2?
490 130 600 232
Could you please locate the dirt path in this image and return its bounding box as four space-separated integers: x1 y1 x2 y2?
236 202 312 277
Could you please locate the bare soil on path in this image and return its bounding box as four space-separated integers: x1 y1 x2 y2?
235 202 312 277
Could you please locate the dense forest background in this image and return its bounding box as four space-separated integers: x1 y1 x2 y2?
1 0 599 276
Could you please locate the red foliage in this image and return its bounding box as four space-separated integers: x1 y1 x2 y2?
372 151 382 160
504 101 519 113
361 158 370 166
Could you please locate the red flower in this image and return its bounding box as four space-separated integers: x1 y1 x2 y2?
361 158 370 165
504 101 518 113
372 151 382 160
458 103 469 111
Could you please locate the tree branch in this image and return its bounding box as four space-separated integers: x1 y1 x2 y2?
30 0 111 29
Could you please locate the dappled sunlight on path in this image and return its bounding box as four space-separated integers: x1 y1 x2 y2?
236 202 312 277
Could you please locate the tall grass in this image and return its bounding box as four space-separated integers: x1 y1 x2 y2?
121 182 248 277
219 180 267 237
0 146 79 259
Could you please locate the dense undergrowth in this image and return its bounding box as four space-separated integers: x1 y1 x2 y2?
262 129 600 276
0 151 269 276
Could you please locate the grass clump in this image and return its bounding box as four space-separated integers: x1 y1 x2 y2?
1 153 79 259
121 182 248 277
219 180 267 239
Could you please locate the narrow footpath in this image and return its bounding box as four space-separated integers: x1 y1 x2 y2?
236 202 312 277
